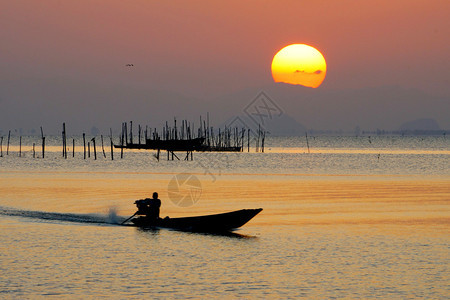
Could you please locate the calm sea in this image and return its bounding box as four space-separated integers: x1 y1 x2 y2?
1 135 449 298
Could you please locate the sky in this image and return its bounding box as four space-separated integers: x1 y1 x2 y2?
1 0 449 134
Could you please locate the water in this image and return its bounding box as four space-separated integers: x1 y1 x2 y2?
0 135 449 298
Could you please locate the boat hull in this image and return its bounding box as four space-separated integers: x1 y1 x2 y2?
114 138 205 151
130 208 262 232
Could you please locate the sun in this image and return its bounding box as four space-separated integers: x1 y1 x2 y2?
271 44 327 88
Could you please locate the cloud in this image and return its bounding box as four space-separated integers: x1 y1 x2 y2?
294 70 322 75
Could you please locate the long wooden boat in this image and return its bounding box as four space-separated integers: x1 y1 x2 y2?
129 208 262 232
114 137 205 151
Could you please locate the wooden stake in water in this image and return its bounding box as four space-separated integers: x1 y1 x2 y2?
121 123 124 159
40 127 45 159
33 143 35 158
256 124 260 152
138 125 141 145
248 129 250 152
261 130 265 153
92 138 97 160
101 135 106 158
7 130 10 155
83 133 86 159
305 132 310 154
73 139 75 157
109 128 114 161
19 136 22 157
207 112 210 146
241 129 245 152
62 123 67 159
124 122 128 146
0 136 3 157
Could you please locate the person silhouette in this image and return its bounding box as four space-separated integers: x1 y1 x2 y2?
147 192 161 220
134 192 161 221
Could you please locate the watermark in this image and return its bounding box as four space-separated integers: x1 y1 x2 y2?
167 173 202 207
167 154 229 207
228 91 283 142
167 91 283 207
243 91 283 127
196 152 231 183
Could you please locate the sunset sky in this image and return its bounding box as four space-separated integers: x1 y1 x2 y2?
1 0 449 133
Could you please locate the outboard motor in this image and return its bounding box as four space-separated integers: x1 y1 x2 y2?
134 199 149 215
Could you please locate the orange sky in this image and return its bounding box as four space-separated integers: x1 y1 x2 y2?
0 0 449 132
1 1 448 94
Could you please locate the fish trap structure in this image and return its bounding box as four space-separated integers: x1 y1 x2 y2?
114 116 266 160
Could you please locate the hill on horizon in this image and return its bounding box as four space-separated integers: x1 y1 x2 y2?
0 77 449 135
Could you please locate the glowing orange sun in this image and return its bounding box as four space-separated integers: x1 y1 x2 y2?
271 44 327 88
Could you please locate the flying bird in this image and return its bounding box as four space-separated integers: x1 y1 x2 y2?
125 64 134 67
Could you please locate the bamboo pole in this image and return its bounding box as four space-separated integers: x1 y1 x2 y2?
305 132 310 154
120 124 123 159
181 120 184 140
101 135 106 158
19 136 22 157
166 121 168 140
65 126 67 159
199 116 202 138
0 136 3 157
88 142 90 158
256 125 260 152
248 129 250 152
92 138 97 160
110 128 114 161
62 123 66 159
124 122 128 145
241 129 245 151
7 130 10 155
83 133 86 159
203 120 206 141
188 122 191 139
62 123 66 158
261 131 265 153
121 123 124 159
73 139 75 157
42 135 45 158
33 143 35 158
138 125 141 145
207 112 210 146
40 127 45 158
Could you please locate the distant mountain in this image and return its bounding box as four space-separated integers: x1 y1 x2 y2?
211 83 450 131
399 118 440 131
1 77 449 135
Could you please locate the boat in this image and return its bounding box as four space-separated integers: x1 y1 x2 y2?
114 137 205 151
128 208 262 232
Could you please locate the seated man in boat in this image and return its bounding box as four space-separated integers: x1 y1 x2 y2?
135 192 161 220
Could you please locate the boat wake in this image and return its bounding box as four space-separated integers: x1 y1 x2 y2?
0 206 124 226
